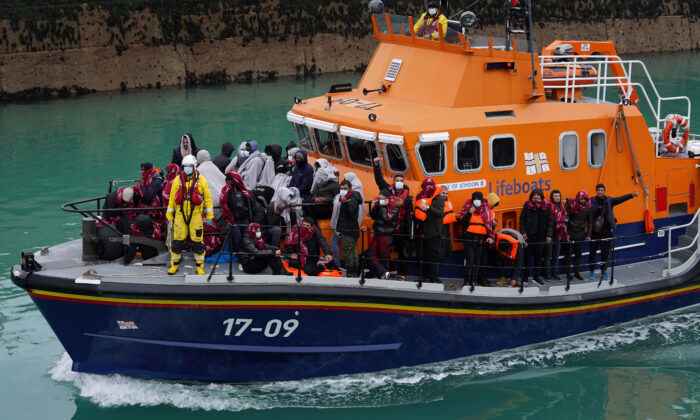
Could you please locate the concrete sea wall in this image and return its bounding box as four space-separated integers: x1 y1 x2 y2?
0 0 698 100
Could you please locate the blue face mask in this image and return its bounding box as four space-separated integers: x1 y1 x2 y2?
286 196 293 204
183 166 194 175
240 150 250 158
429 8 437 16
473 199 482 208
266 155 273 161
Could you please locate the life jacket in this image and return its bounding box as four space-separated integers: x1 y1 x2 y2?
443 199 457 224
414 194 436 221
465 212 488 235
392 187 410 223
496 233 519 260
174 172 203 206
417 12 444 37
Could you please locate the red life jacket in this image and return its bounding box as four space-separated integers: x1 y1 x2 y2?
175 172 203 206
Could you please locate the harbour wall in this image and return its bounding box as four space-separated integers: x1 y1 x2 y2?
0 0 699 100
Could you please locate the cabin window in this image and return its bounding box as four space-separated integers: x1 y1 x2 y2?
417 142 446 175
489 135 516 169
588 130 606 168
345 136 379 167
454 137 482 173
293 123 314 152
559 132 579 170
383 143 409 173
313 129 343 160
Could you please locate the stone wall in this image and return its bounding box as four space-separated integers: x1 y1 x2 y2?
0 0 698 100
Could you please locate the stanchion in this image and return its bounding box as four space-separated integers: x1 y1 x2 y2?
359 228 366 285
207 226 233 283
609 237 615 285
296 223 302 283
417 233 423 289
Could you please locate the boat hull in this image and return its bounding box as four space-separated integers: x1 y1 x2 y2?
22 273 700 383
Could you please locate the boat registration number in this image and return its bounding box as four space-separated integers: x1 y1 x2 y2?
222 318 299 338
332 98 383 110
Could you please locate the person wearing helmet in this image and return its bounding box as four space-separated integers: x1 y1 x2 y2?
413 1 448 41
166 154 214 275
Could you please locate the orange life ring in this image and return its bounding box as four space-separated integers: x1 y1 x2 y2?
663 114 689 153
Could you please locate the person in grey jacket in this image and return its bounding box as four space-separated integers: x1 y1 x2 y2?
588 183 638 281
224 141 267 190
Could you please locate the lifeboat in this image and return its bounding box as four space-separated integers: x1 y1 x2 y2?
10 0 700 383
541 63 598 87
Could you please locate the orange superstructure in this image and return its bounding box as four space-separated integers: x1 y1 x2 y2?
286 12 699 249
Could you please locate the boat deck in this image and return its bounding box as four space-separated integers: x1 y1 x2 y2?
28 239 684 299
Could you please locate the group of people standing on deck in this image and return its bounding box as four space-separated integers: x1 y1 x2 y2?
100 132 638 284
459 184 638 288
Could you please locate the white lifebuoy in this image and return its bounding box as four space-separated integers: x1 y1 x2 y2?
663 114 689 153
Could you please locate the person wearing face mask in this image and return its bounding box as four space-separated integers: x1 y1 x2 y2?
459 191 495 288
415 178 444 283
330 180 363 277
171 133 200 166
519 188 553 285
565 190 592 281
413 0 448 41
285 217 333 276
239 223 292 275
264 186 299 247
372 157 413 281
367 189 399 279
544 189 569 281
225 141 267 191
288 150 315 200
166 154 214 275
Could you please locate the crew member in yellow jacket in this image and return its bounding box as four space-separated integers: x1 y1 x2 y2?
413 1 448 41
166 154 214 275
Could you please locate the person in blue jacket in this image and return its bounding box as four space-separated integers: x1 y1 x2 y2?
287 150 314 201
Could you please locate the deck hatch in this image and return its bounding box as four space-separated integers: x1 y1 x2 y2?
485 111 515 119
384 59 403 82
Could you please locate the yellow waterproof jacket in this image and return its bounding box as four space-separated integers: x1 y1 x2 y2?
166 172 214 222
413 12 448 40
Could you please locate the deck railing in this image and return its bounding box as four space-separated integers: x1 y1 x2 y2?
664 207 700 277
539 55 692 133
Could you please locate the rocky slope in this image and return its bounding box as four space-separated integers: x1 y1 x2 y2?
0 0 698 100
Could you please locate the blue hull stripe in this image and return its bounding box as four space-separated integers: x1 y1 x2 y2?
85 333 402 353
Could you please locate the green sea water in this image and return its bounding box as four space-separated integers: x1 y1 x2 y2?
2 51 700 419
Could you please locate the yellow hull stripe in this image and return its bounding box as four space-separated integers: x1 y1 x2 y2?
29 283 700 317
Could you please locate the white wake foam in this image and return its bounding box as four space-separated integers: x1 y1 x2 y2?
50 307 700 411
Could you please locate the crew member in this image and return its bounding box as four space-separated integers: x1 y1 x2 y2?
413 1 448 41
166 154 214 275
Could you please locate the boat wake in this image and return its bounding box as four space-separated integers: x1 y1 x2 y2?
50 306 700 411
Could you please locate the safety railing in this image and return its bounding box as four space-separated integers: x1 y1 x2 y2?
663 207 700 277
539 55 692 132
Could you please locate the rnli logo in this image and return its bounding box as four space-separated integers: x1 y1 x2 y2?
524 152 550 175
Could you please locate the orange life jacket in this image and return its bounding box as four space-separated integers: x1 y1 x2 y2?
465 212 488 235
443 200 457 224
414 188 442 221
496 233 519 260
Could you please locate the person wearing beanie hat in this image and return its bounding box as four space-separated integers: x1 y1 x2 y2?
413 0 447 41
166 153 214 275
459 190 494 288
196 149 226 215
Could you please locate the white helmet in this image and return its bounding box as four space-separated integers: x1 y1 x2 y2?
182 154 198 168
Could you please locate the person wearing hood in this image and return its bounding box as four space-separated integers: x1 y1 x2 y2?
101 186 139 232
162 164 180 205
220 170 253 252
306 163 340 220
519 188 553 285
460 191 495 288
285 217 333 276
171 133 200 166
367 189 399 279
565 190 592 281
213 142 235 174
493 228 526 288
133 162 164 226
372 157 413 281
265 186 303 244
225 141 267 191
330 172 365 268
239 223 291 275
413 0 448 41
257 144 284 187
166 154 214 275
265 161 292 193
288 150 315 201
123 214 162 265
544 189 569 281
196 150 226 216
285 141 298 164
331 180 363 277
414 178 445 283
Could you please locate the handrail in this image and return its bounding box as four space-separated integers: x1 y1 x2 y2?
664 207 700 277
539 55 692 134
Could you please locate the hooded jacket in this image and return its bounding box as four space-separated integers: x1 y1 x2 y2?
171 133 200 166
288 150 314 200
213 142 235 174
519 189 553 239
196 150 226 210
225 141 266 191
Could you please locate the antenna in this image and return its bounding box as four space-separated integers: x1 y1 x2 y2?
505 0 537 92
